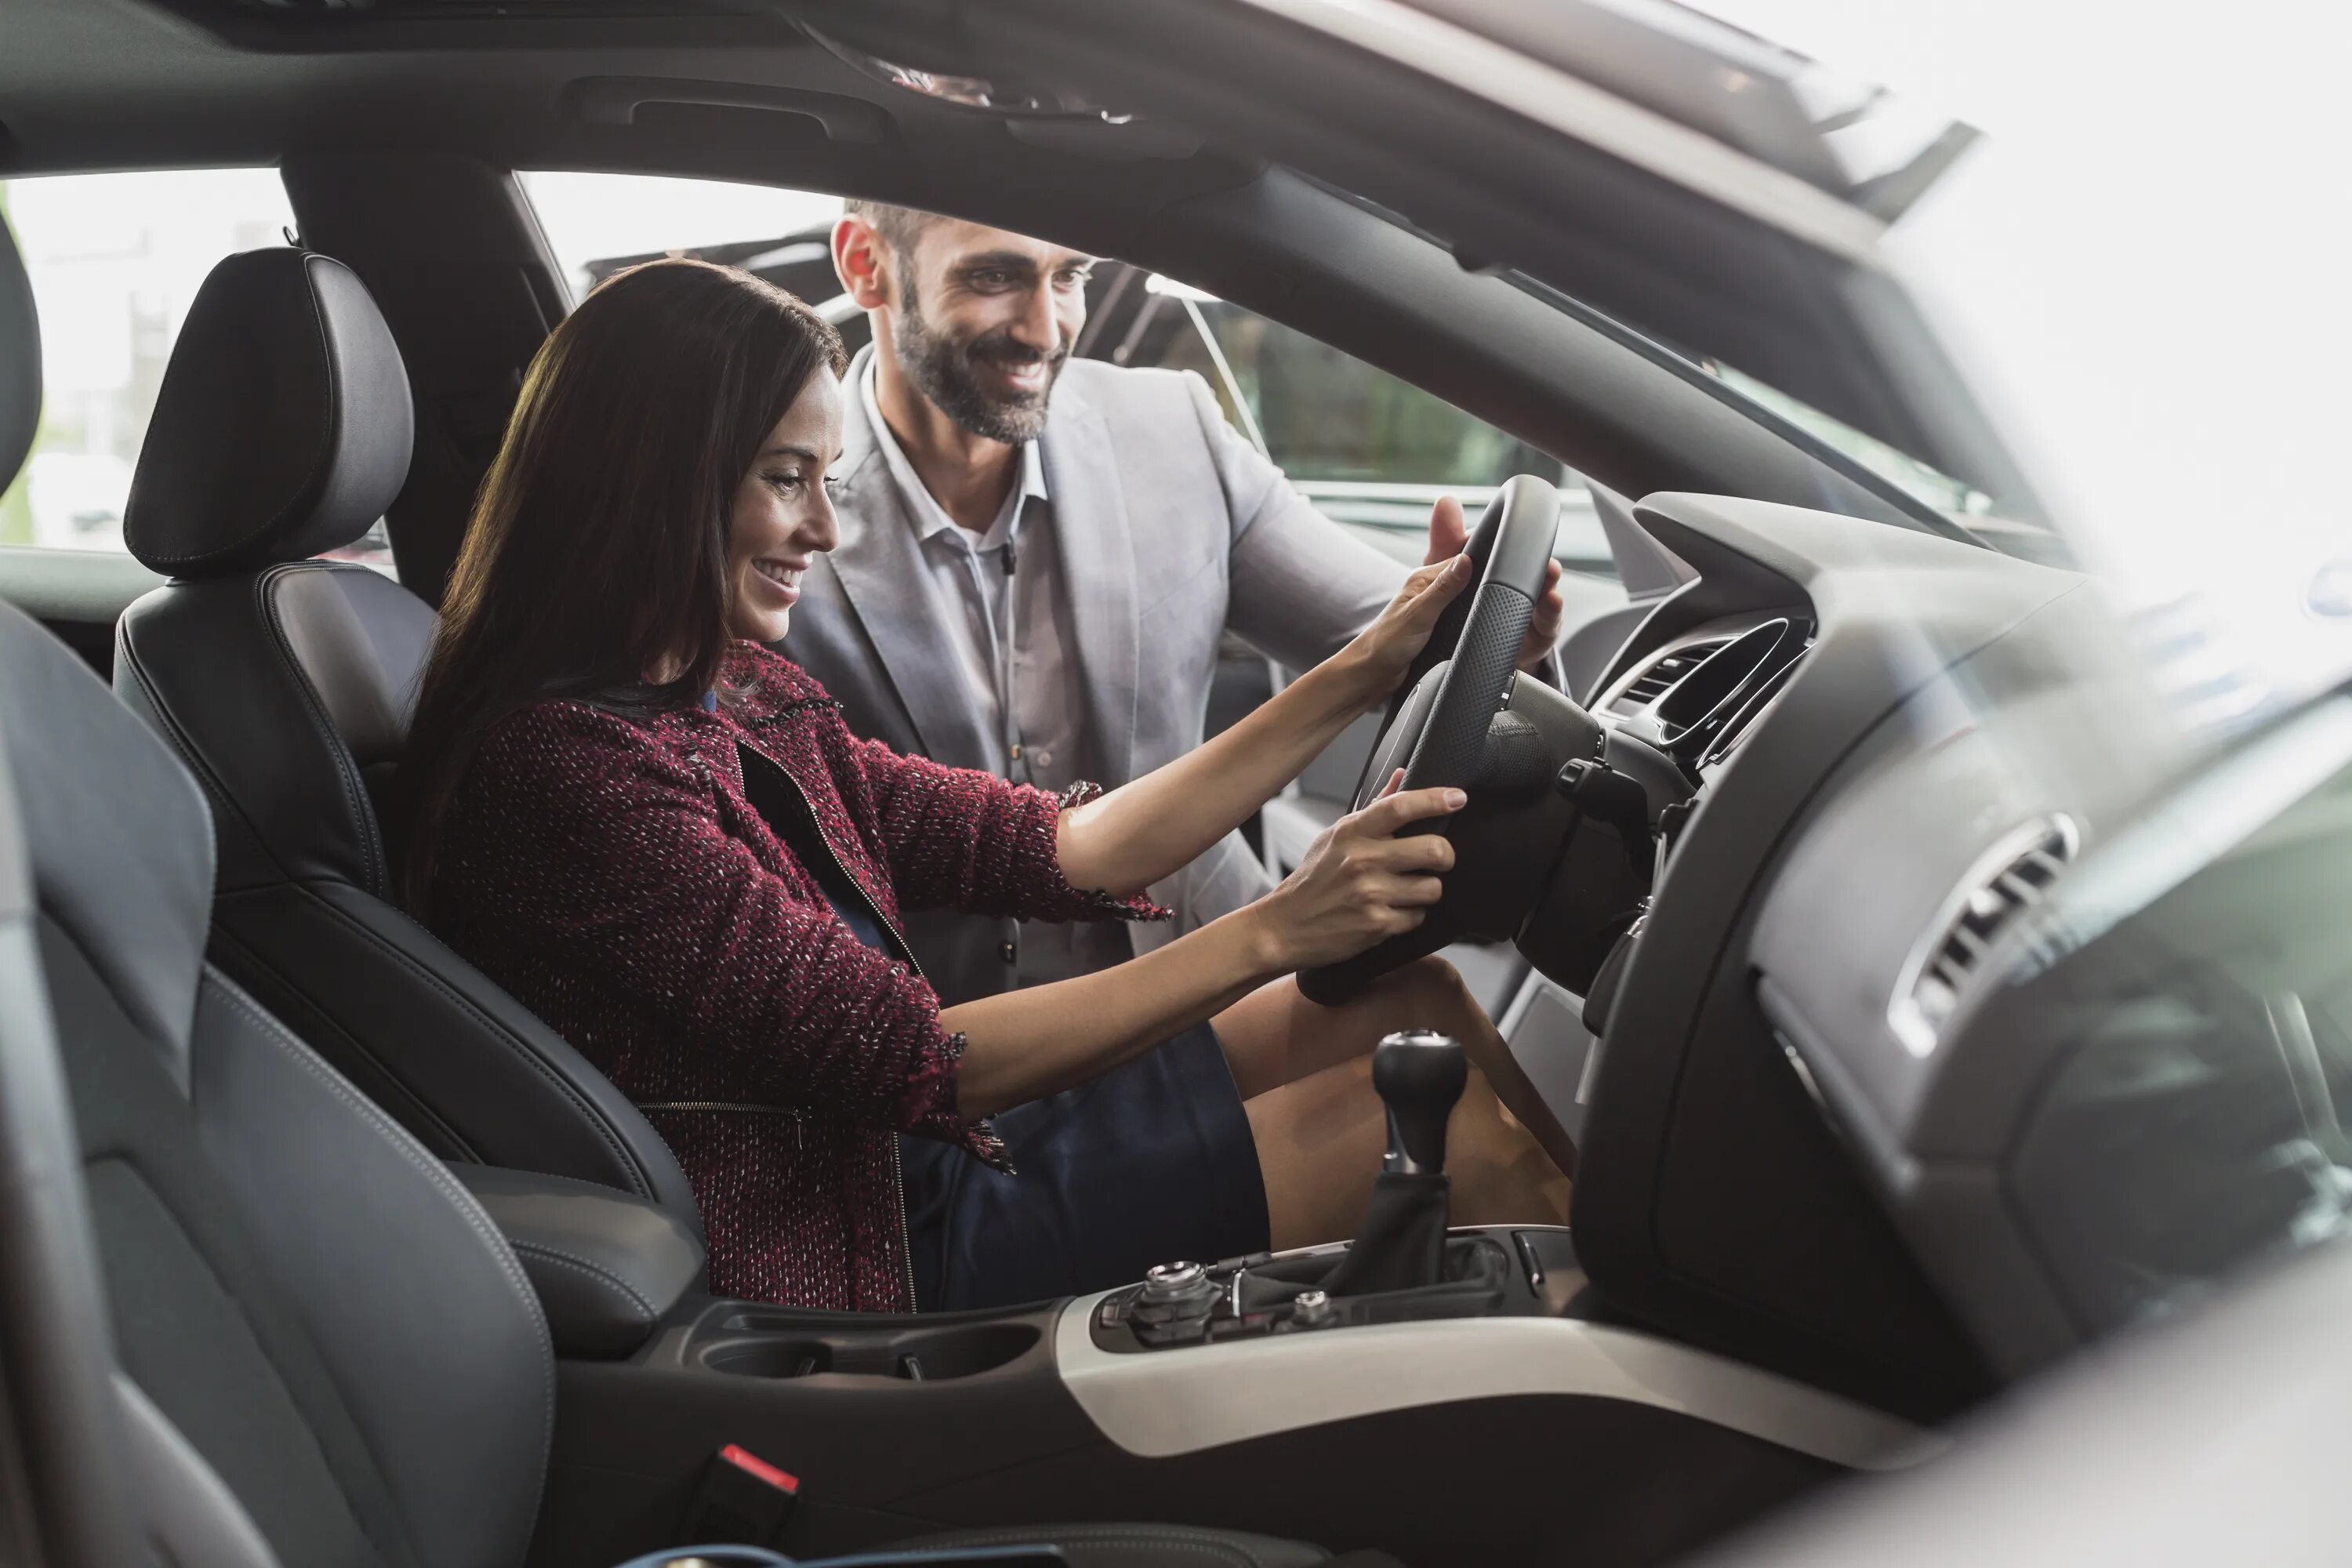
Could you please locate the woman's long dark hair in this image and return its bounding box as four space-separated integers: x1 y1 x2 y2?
399 258 845 912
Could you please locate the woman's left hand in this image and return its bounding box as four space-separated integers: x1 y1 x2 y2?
1337 552 1476 709
1056 525 1468 901
1423 494 1565 673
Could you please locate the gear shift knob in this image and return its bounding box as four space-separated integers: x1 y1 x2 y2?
1374 1030 1468 1175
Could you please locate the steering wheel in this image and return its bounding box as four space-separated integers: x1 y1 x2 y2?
1298 474 1562 1005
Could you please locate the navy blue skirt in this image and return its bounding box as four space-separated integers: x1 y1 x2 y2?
900 1022 1271 1312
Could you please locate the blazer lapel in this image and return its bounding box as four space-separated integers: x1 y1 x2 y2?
1040 382 1139 786
819 350 996 770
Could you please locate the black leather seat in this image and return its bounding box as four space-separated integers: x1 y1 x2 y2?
0 222 1392 1568
1 601 1382 1568
111 245 699 1224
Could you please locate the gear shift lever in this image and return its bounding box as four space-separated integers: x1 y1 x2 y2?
1316 1031 1468 1298
1376 1029 1471 1175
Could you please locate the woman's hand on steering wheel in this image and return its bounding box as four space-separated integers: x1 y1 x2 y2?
1245 771 1464 972
1336 554 1476 712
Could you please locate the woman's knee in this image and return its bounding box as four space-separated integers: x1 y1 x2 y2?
1377 953 1482 1029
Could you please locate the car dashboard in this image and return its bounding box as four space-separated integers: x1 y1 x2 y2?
1540 491 2352 1424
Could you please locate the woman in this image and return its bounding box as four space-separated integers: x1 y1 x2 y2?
405 259 1573 1312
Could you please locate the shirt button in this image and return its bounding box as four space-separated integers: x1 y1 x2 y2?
1000 941 1018 964
1033 750 1052 768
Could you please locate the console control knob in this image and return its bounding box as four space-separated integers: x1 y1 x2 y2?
1290 1288 1338 1328
1131 1261 1221 1346
1140 1261 1209 1301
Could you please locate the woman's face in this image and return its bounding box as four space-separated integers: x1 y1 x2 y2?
725 369 846 644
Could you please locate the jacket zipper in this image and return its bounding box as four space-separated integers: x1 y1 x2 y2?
737 737 924 1313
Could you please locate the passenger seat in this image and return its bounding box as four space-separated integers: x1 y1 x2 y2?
111 246 698 1223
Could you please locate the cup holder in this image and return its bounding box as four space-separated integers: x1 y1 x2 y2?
699 1321 1040 1382
702 1339 836 1379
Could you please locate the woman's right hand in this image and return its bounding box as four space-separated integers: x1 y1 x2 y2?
1247 771 1465 972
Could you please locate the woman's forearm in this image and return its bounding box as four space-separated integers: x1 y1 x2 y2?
944 909 1285 1116
1054 653 1375 897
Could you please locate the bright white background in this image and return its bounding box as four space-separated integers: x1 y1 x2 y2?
0 170 834 550
521 171 840 300
2 169 294 549
1695 0 2352 710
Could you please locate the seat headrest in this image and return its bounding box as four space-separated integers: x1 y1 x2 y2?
0 598 214 1089
2 212 38 485
125 248 413 578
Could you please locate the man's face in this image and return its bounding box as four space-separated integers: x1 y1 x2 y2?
884 219 1094 444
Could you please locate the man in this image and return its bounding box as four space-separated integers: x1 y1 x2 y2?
782 201 1563 1308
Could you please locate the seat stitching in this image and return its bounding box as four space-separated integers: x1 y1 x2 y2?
207 912 483 1163
204 971 557 1466
259 562 390 895
302 885 661 1201
85 1152 388 1557
115 632 237 890
507 1240 657 1322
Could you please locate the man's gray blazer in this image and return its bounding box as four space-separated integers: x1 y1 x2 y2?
782 347 1401 1005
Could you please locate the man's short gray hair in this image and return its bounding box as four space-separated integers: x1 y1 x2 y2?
843 199 938 256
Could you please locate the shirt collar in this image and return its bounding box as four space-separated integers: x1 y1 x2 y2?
859 355 1047 553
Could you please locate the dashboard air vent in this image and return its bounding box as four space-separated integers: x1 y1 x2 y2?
1701 643 1809 767
1609 640 1729 716
1889 815 2081 1057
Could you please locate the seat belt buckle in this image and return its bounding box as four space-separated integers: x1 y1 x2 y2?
680 1444 800 1548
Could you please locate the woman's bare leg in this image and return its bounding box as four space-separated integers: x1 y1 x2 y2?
1213 954 1577 1250
1246 1055 1572 1250
1214 954 1580 1179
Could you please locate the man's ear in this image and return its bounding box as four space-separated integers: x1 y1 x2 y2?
833 215 894 311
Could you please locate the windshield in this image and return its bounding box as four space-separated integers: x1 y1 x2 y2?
1704 362 1992 518
1680 0 2352 720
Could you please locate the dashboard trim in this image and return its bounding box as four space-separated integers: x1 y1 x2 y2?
1053 1287 1947 1470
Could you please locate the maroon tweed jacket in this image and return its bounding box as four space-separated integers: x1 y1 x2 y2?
428 642 1163 1311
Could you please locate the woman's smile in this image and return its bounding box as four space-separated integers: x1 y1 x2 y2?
724 370 845 643
750 557 807 604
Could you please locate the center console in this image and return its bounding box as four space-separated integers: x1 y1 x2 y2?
1087 1223 1584 1353
497 1033 1936 1568
1091 1030 1585 1354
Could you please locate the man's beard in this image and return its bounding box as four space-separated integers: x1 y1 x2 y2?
892 285 1069 445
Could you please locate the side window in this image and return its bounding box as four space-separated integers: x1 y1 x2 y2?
521 172 848 316
1097 274 1611 577
0 169 396 572
514 177 1610 578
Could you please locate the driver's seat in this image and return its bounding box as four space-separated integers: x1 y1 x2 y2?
111 245 699 1224
0 589 1396 1568
0 212 1391 1568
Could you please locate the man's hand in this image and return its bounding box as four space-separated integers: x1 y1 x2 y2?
1424 495 1565 673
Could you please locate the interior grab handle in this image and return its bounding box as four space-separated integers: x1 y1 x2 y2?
566 78 889 144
